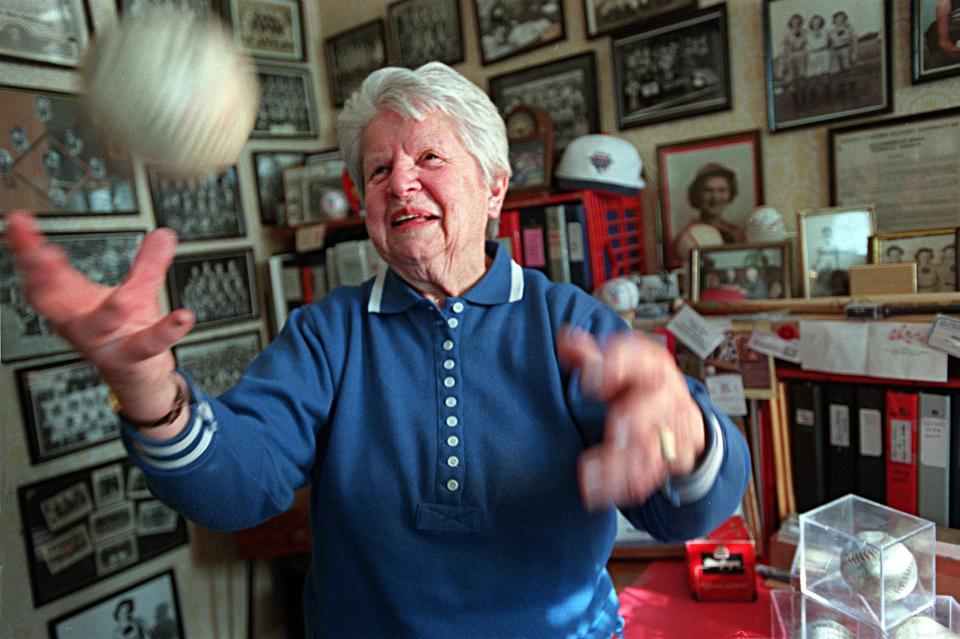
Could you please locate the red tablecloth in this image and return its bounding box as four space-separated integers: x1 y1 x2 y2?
619 560 772 638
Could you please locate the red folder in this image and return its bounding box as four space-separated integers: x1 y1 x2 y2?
496 209 523 265
886 389 919 514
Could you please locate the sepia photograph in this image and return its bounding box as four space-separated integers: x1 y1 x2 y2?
612 5 731 130
0 86 138 216
583 0 695 38
252 65 319 138
325 19 388 107
913 0 960 82
691 242 791 302
799 205 876 297
148 165 246 241
764 0 893 132
870 228 959 293
48 570 184 639
474 0 565 65
16 358 119 464
388 0 464 68
0 1 90 66
229 0 304 61
167 249 260 329
174 330 263 396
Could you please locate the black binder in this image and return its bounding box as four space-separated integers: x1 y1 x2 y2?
790 381 827 512
854 385 886 504
825 383 857 500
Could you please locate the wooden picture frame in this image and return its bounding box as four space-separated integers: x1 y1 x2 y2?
583 0 695 39
167 248 260 329
173 330 263 397
148 165 245 241
656 129 764 269
252 65 319 138
488 52 599 157
48 570 185 639
228 0 304 61
912 0 960 83
16 358 120 465
691 241 792 303
0 231 144 362
387 0 464 68
612 4 732 130
18 458 189 606
763 0 893 132
0 0 91 67
505 106 554 195
324 19 387 107
869 228 960 293
0 86 138 216
473 0 565 65
798 205 876 298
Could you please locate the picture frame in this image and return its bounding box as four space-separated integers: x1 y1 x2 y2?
167 248 260 329
1 231 144 362
704 322 778 401
488 52 599 156
253 150 316 225
912 0 960 83
583 0 695 39
48 570 184 639
282 151 349 227
148 165 245 241
656 129 764 269
762 0 893 132
324 19 388 108
0 86 138 216
0 1 91 67
116 0 217 18
228 0 304 61
505 106 555 195
16 358 120 465
869 228 960 293
252 65 319 138
388 0 464 68
691 241 792 303
473 0 565 65
18 458 189 606
798 205 877 298
173 330 263 397
612 4 732 130
829 107 960 234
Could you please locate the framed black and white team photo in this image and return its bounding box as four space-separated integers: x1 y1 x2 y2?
167 248 260 329
763 0 893 132
228 0 305 61
388 0 464 68
174 330 263 397
473 0 565 65
48 570 185 639
0 231 144 362
16 358 120 464
252 65 319 138
612 4 731 130
583 0 695 38
325 19 388 107
0 1 90 67
148 165 246 241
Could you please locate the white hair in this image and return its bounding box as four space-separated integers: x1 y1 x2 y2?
336 62 511 195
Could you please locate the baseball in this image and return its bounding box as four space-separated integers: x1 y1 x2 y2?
806 619 853 639
81 6 259 172
839 530 918 601
891 616 959 638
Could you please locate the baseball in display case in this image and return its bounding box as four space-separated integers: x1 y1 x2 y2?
798 494 936 632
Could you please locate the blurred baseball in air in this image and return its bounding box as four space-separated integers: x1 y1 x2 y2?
595 277 640 313
80 6 259 173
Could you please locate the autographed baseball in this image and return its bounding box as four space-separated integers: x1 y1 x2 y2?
81 6 259 172
840 530 918 601
891 616 959 638
806 619 853 639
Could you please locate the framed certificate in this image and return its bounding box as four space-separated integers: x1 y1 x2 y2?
0 0 91 67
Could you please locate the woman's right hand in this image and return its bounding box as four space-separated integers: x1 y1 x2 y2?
5 211 195 418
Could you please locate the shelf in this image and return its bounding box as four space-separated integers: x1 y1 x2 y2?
691 291 960 319
775 362 960 390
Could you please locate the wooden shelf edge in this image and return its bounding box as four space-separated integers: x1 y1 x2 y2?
690 291 960 318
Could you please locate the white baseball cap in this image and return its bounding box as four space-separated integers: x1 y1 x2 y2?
554 134 645 196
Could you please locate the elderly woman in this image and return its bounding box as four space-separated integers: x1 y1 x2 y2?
6 63 748 637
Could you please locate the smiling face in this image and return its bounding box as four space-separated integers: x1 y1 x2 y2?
362 108 507 294
697 176 733 220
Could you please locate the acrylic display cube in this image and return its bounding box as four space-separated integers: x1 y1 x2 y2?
798 495 936 632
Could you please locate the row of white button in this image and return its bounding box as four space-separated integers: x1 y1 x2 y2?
444 305 463 491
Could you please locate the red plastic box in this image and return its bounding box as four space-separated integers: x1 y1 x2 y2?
685 515 756 602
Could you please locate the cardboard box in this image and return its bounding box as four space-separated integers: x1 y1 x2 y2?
849 262 917 296
685 515 756 601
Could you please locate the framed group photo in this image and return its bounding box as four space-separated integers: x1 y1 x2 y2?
488 52 599 156
227 0 305 61
167 248 260 329
148 166 246 241
870 228 959 293
252 65 319 138
912 0 960 82
798 205 876 297
0 1 90 67
656 129 764 268
691 241 792 302
388 0 464 68
763 0 893 132
473 0 565 65
174 330 263 397
325 19 388 107
612 4 731 130
583 0 694 39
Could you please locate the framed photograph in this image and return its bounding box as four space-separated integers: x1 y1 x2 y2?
583 0 695 39
656 129 764 268
488 52 599 156
18 458 189 606
281 152 349 227
148 166 245 241
869 228 959 293
325 19 387 108
228 0 304 61
48 570 184 639
703 322 778 400
16 358 119 464
252 65 319 138
912 0 960 82
473 0 565 65
0 86 138 216
1 231 144 362
0 1 90 67
173 330 263 396
829 107 960 234
167 248 260 329
388 0 464 68
798 205 876 298
117 0 216 17
691 241 792 302
612 4 731 130
763 0 893 132
254 150 308 224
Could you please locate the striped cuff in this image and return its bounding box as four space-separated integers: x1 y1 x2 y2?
660 407 724 506
123 372 219 472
